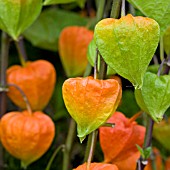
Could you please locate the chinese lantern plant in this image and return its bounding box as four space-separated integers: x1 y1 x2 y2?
94 14 160 88
0 109 55 169
74 163 118 170
62 76 122 142
0 0 42 40
7 59 56 111
59 26 93 78
99 111 145 170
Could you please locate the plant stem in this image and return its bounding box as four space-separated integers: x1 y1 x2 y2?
0 32 10 116
96 0 105 22
121 0 126 17
62 119 76 170
15 39 27 67
129 4 135 16
46 145 65 170
86 131 98 170
110 0 121 18
94 49 99 79
160 36 164 61
7 83 32 114
136 115 154 170
98 54 107 80
0 32 10 170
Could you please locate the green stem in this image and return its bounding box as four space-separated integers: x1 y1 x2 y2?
160 36 164 61
94 49 99 79
98 54 107 80
62 119 76 170
110 0 121 18
0 32 10 170
86 131 98 170
46 145 65 170
15 40 27 67
96 0 105 22
121 0 126 17
84 131 98 169
129 4 135 16
136 114 154 170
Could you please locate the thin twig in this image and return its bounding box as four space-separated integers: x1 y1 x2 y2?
110 0 121 18
7 83 32 114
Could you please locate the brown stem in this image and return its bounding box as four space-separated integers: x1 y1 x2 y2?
0 32 10 170
7 83 32 114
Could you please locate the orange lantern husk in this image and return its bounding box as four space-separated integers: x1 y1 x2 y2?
99 111 145 170
59 26 93 77
145 148 163 170
73 162 118 170
7 59 56 111
0 110 55 168
62 76 122 142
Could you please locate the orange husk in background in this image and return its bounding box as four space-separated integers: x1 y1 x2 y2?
153 118 170 151
62 76 122 142
99 111 145 170
165 157 170 170
0 110 55 168
145 148 163 170
59 26 93 77
7 60 56 111
73 162 118 170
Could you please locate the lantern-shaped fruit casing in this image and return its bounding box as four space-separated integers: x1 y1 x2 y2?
59 26 93 77
73 162 118 170
62 76 122 142
7 60 56 111
99 111 145 170
0 110 55 168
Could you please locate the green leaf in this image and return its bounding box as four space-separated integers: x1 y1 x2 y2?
0 0 42 40
94 14 160 88
136 145 145 158
127 0 170 35
23 8 88 51
43 0 86 8
163 26 170 55
147 65 159 74
87 39 116 76
135 72 170 123
136 145 152 159
43 0 75 6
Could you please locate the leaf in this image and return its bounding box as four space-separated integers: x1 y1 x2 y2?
135 72 170 122
43 0 86 8
127 0 170 35
136 145 151 159
94 14 160 88
87 39 116 76
23 8 89 51
43 0 75 5
0 0 42 40
163 26 170 55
